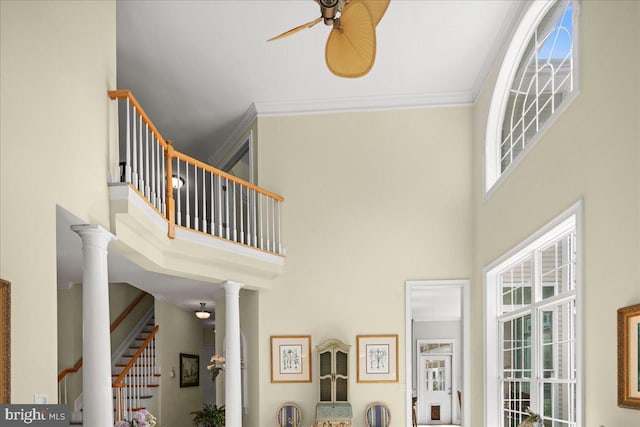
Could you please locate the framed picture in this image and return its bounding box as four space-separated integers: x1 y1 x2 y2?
270 336 311 383
0 279 10 403
618 303 640 409
357 334 398 383
180 353 200 388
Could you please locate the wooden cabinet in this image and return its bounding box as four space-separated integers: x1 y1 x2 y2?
314 339 352 427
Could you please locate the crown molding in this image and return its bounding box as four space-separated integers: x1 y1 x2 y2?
471 0 531 101
208 103 257 167
253 90 474 117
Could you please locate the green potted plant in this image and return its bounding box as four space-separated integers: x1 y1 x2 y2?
192 354 226 427
518 408 543 427
191 404 225 427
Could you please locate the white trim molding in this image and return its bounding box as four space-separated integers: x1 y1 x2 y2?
483 200 583 427
484 0 580 196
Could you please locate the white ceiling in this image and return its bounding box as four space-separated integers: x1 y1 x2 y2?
411 286 462 321
57 0 524 318
116 0 523 160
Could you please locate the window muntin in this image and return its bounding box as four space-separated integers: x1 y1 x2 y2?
485 0 578 194
500 0 574 173
496 227 577 427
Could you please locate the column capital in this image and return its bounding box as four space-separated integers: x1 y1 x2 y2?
222 281 244 295
71 224 116 246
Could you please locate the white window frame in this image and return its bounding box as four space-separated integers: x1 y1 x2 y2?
484 201 583 427
484 0 580 196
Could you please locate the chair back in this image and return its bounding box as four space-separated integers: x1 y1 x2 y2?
276 402 302 427
365 402 391 427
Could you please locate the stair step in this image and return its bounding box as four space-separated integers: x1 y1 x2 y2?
112 373 161 377
116 364 156 368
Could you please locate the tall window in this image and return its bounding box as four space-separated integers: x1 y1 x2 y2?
485 0 577 192
485 210 581 427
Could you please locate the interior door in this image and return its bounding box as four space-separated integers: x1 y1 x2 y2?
418 355 452 425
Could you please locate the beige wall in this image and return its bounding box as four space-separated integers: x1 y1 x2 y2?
155 299 203 427
256 107 474 426
0 0 116 402
472 1 640 426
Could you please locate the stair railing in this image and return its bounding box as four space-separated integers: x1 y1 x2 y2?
108 90 285 255
58 291 149 405
113 325 159 423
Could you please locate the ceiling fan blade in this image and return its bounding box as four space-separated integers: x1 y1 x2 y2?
361 0 390 27
325 0 376 78
267 17 323 42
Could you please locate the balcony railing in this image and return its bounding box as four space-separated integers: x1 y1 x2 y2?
108 90 284 256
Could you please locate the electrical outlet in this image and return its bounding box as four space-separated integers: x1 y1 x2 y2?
34 393 48 404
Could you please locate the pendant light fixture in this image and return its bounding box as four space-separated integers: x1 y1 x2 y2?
195 302 211 319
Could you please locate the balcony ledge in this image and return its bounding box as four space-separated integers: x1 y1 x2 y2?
108 183 283 290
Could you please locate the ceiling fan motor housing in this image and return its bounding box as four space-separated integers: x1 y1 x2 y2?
319 0 341 25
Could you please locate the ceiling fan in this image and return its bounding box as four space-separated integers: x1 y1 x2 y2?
268 0 390 78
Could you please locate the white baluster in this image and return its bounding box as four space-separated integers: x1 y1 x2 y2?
246 189 252 247
225 178 230 240
177 159 182 227
186 162 190 229
232 182 237 242
259 193 264 250
277 200 282 254
150 133 156 208
138 115 144 191
161 150 166 216
271 197 276 253
217 175 223 237
145 124 150 199
252 189 257 248
194 165 199 231
266 194 271 251
125 99 131 183
209 172 216 235
132 106 138 188
202 169 207 234
239 185 244 244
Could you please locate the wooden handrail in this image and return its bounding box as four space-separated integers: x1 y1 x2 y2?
109 89 286 251
58 291 149 382
113 325 159 386
108 89 284 202
110 291 148 334
108 90 167 149
172 149 285 202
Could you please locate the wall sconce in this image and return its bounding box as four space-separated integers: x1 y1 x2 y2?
172 175 184 189
195 302 211 320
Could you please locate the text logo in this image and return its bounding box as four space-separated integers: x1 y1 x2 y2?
0 405 69 426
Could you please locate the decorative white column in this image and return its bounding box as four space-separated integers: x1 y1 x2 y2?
223 280 244 427
71 224 116 427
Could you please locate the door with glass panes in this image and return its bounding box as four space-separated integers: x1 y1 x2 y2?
418 355 452 424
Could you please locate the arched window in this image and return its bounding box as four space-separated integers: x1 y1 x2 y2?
485 0 577 193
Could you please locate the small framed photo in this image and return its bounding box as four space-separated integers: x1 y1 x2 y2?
180 353 200 388
357 334 398 383
270 336 311 383
618 303 640 409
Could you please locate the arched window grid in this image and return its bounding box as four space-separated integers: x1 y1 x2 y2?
485 0 578 195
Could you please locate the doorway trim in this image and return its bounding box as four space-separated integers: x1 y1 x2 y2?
405 280 470 426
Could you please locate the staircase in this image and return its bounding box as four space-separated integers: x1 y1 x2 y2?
112 317 160 421
67 309 160 425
